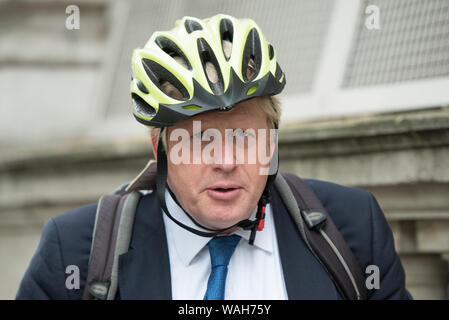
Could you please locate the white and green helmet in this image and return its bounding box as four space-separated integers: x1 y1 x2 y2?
130 14 286 128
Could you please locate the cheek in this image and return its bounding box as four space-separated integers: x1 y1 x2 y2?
168 163 188 187
167 163 203 195
254 172 269 194
167 163 210 214
242 164 268 195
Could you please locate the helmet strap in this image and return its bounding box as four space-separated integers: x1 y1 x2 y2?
155 133 276 244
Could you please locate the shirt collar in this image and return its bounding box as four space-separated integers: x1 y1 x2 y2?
162 188 274 266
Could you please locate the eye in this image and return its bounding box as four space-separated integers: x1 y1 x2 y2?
234 128 255 138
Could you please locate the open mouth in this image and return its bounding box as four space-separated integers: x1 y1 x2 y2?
206 186 242 200
214 188 236 192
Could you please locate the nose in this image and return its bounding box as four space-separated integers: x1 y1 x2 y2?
211 131 237 172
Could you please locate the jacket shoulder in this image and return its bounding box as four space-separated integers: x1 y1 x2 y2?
301 178 373 270
16 203 97 299
300 178 411 299
302 178 372 212
51 202 98 246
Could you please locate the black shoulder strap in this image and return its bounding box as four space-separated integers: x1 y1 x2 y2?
82 161 156 300
276 173 367 300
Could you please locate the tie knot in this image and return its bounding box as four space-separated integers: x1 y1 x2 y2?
207 235 241 268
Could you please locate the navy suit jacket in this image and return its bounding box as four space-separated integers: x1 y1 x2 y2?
16 178 412 300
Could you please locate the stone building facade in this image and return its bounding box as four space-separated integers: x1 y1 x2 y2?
1 0 448 299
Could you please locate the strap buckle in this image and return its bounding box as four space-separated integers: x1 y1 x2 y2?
88 280 110 300
301 209 327 230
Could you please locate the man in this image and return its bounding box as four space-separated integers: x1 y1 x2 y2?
16 14 412 300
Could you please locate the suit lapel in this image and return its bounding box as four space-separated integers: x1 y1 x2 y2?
118 191 172 299
270 185 341 300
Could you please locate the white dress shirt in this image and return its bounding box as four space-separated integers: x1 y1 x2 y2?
162 189 289 300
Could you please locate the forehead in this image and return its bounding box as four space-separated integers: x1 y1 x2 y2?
170 97 268 131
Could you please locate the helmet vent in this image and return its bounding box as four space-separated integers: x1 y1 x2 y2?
132 93 156 117
142 58 189 101
155 36 192 70
268 44 274 60
197 38 224 95
246 57 257 80
205 62 219 84
136 79 149 94
220 19 234 61
222 40 232 60
160 80 184 100
242 28 262 81
184 19 203 33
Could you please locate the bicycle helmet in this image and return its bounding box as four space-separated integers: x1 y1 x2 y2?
130 14 285 127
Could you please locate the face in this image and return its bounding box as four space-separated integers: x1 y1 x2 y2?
162 97 275 231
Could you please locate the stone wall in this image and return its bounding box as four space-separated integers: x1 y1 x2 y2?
0 0 109 147
1 108 448 299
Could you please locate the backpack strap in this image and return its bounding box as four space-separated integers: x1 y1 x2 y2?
82 160 157 300
275 173 367 300
82 189 142 300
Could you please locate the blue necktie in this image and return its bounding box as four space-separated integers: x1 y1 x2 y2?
203 235 241 300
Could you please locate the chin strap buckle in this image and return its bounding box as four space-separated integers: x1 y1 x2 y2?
257 205 266 231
